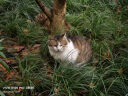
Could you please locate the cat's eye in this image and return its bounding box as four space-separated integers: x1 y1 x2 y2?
54 45 57 47
48 45 52 47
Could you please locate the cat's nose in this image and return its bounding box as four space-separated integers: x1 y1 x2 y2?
57 48 61 52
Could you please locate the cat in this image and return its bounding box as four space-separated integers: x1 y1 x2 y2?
48 33 92 67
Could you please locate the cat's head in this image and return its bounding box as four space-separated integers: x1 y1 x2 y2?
48 33 68 52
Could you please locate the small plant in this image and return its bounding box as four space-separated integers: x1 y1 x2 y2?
0 41 10 72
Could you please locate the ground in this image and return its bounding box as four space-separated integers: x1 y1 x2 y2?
0 0 128 96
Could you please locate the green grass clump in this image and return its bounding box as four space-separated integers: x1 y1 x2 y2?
0 0 128 96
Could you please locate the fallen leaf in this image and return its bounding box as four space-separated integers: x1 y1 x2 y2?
5 93 15 96
3 58 16 64
84 4 88 8
54 87 59 95
117 30 121 34
34 80 42 83
32 44 41 48
116 5 122 15
31 48 40 53
114 17 118 20
104 51 110 58
89 83 95 89
0 64 6 71
5 71 15 81
93 58 99 66
116 9 120 14
7 45 25 53
119 5 122 11
118 68 124 75
20 49 30 57
17 87 22 92
44 65 52 71
31 44 41 53
91 32 95 37
23 29 29 35
14 88 22 92
13 45 25 52
114 0 118 3
26 20 32 23
3 38 17 46
80 89 88 93
47 66 52 70
7 48 17 53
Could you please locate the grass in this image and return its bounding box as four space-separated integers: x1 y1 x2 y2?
0 0 128 96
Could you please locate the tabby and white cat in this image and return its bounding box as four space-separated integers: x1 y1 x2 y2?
48 33 92 67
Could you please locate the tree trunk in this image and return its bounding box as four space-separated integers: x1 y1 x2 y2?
35 0 70 34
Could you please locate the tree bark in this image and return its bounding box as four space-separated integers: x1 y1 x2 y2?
35 0 70 34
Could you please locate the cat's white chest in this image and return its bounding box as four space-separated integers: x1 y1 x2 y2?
49 41 79 63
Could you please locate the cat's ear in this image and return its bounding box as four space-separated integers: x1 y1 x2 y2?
48 35 54 40
62 33 68 41
62 33 66 38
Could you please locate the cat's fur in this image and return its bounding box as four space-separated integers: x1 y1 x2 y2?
48 33 92 67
